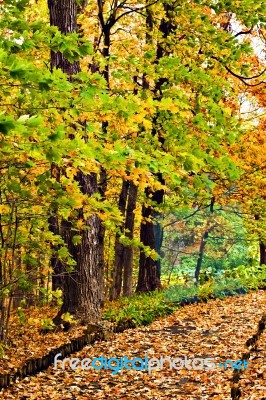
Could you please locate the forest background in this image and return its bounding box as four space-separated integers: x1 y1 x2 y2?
0 0 266 343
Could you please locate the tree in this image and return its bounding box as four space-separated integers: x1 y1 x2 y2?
110 179 138 299
136 3 174 293
48 0 104 324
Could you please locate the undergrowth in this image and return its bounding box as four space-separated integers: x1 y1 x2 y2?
103 264 266 327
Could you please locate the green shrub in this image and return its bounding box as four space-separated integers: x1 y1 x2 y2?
224 264 266 290
212 277 247 298
163 284 199 303
103 291 176 327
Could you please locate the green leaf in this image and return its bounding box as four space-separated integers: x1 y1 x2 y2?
58 247 69 258
72 235 82 245
0 119 15 135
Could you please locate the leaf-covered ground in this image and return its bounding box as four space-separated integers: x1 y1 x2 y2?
1 291 266 399
0 306 88 375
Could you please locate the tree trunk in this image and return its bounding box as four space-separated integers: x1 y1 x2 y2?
122 182 138 296
254 214 266 266
110 180 138 299
194 221 216 285
98 167 107 306
136 3 175 293
48 0 80 75
48 0 103 324
136 186 163 293
259 243 266 266
59 174 102 323
110 180 129 300
194 230 209 286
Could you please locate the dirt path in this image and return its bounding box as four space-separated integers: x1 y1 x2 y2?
1 291 266 400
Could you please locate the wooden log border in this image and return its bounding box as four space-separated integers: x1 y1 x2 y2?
231 313 266 400
0 320 136 390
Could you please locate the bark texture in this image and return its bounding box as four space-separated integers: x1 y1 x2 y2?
136 187 163 293
48 0 80 74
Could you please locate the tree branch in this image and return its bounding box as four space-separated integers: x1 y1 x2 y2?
234 27 253 38
211 55 266 86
